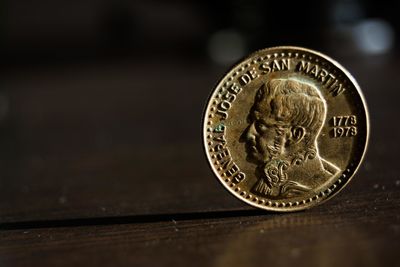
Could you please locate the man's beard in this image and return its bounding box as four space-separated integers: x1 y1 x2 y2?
262 158 289 187
253 157 290 197
252 129 292 196
252 143 317 198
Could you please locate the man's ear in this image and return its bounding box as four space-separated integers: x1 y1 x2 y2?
289 126 306 144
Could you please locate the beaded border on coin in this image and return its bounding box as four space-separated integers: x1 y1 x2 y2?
202 46 369 212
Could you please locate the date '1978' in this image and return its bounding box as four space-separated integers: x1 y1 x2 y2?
331 115 358 138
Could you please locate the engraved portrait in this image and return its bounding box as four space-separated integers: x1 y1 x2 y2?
241 78 339 198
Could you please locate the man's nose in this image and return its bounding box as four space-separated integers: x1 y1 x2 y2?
247 123 258 141
240 123 257 143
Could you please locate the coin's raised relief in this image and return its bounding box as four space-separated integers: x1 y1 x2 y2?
242 78 340 198
203 46 369 211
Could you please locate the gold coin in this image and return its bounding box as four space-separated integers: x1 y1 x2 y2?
203 46 369 212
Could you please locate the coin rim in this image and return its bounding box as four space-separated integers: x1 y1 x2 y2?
202 45 370 212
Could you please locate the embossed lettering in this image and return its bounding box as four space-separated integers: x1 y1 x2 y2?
331 126 357 137
280 59 290 70
260 62 271 73
259 59 291 74
225 163 239 177
329 81 346 96
309 64 319 77
219 100 231 111
212 138 246 184
233 172 246 183
297 61 311 72
213 135 226 144
332 115 357 126
216 101 231 119
223 91 236 102
216 148 231 163
216 83 243 120
317 68 328 82
330 115 358 137
216 110 228 120
228 82 241 94
325 73 336 87
239 68 259 85
296 60 346 97
213 143 224 152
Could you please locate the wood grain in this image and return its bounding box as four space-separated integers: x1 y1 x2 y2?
0 54 399 267
0 61 248 224
0 55 400 223
1 188 399 267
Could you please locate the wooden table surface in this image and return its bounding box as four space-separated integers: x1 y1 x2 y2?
0 54 399 266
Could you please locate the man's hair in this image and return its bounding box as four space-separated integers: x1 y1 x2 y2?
254 78 326 145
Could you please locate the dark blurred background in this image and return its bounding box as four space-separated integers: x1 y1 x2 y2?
0 0 399 223
1 0 400 64
1 0 399 65
1 1 400 266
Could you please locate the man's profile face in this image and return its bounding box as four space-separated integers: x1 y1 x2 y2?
242 106 287 164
